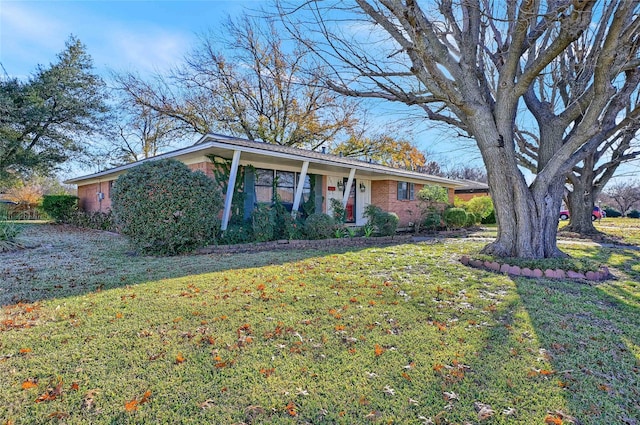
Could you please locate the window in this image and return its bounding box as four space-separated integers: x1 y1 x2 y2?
255 169 312 205
275 171 295 203
255 169 274 203
397 182 415 200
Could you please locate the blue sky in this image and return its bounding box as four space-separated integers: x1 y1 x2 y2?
0 0 482 173
0 0 265 78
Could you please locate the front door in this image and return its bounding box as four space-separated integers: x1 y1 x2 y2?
343 178 356 223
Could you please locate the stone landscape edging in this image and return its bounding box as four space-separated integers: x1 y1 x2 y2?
459 255 612 281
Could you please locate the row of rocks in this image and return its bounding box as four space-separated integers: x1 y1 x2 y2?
459 256 612 281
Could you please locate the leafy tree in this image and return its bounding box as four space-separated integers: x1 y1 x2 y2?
114 15 358 150
0 36 108 183
605 180 640 216
279 1 640 258
333 134 427 169
417 185 448 205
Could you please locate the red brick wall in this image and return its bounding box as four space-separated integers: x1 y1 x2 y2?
371 180 425 227
78 181 113 212
187 161 216 178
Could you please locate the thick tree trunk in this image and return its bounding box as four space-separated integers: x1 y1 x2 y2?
564 157 599 234
471 119 565 259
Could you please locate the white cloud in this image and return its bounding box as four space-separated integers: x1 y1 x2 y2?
102 26 191 75
0 1 193 78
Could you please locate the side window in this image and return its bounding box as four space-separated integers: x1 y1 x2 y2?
397 182 415 200
255 169 274 203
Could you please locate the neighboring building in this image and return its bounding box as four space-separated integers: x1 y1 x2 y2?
65 133 464 229
454 179 490 202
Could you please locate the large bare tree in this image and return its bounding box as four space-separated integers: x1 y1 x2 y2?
114 14 358 150
279 0 640 258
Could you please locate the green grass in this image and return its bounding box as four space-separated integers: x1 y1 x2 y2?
1 224 639 424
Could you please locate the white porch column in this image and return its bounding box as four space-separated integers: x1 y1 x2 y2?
342 168 356 206
220 150 241 231
291 161 309 217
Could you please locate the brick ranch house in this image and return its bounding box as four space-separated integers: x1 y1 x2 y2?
454 179 490 202
66 134 464 230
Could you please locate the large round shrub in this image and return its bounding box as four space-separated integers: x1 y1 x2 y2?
304 213 335 239
111 159 223 255
443 207 468 229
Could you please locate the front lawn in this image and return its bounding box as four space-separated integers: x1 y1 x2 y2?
1 224 638 424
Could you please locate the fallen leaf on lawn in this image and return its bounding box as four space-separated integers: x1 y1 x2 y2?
19 348 32 355
474 402 495 421
544 415 563 425
21 378 38 390
82 389 99 410
70 381 79 391
383 385 395 396
285 401 297 416
200 399 215 409
374 344 385 357
124 399 139 412
175 353 186 364
546 409 580 424
125 390 151 412
244 405 265 420
35 378 63 403
365 410 382 421
47 412 69 420
443 391 459 401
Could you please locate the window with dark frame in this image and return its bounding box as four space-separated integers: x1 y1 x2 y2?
397 181 415 200
254 168 312 205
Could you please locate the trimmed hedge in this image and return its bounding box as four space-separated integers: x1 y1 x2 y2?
443 207 468 229
111 159 223 255
41 195 78 222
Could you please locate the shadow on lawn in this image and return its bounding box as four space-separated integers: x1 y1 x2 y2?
0 223 411 307
515 275 640 425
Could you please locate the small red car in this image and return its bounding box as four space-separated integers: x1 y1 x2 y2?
559 206 603 221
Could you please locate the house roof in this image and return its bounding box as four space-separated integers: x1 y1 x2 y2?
65 133 464 188
454 179 490 192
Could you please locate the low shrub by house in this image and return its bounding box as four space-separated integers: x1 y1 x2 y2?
422 210 442 231
364 204 399 236
465 211 478 227
304 213 335 239
111 159 223 255
443 207 468 229
41 194 78 222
